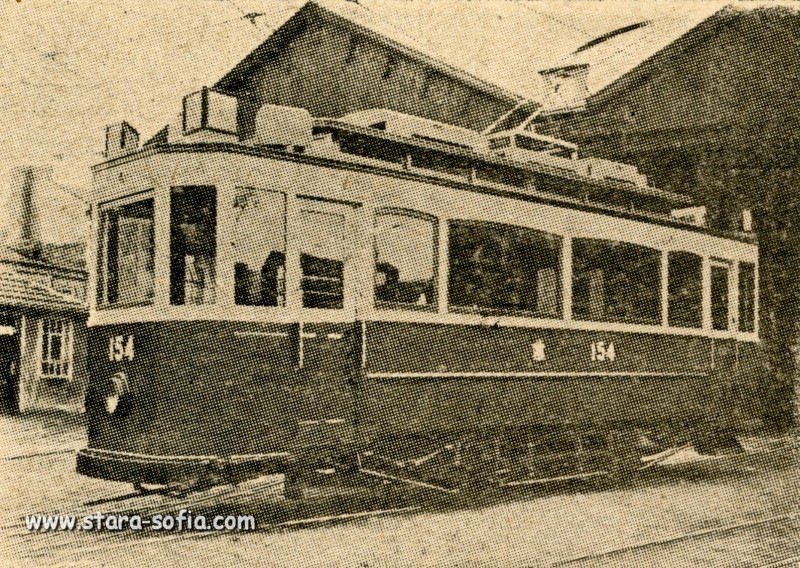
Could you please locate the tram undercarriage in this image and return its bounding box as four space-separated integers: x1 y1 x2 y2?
78 419 745 499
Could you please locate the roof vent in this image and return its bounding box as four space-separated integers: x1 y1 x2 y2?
671 206 707 227
247 104 313 148
341 109 487 151
182 87 238 138
576 157 648 188
105 122 139 159
487 131 578 172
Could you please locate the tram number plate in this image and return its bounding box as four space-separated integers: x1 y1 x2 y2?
590 341 615 362
108 335 135 362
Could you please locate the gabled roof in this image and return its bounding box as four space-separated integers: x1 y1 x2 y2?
0 267 86 313
215 0 522 106
538 5 732 114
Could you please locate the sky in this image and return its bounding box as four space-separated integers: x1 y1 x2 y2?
0 0 793 242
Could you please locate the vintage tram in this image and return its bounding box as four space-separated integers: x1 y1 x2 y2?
78 89 764 493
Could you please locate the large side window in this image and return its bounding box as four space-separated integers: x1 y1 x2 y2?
448 220 562 318
232 188 286 307
170 186 217 305
668 251 703 328
739 262 756 333
98 197 155 307
572 239 661 325
710 262 730 331
374 210 437 310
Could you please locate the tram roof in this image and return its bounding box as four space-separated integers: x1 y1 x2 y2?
314 118 694 206
94 122 757 245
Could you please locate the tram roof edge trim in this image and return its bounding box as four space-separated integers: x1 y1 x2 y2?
91 143 756 245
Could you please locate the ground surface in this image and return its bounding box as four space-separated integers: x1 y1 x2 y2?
0 413 798 567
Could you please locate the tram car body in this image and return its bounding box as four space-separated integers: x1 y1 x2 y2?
78 90 764 490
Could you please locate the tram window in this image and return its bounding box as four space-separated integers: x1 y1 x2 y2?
668 251 703 328
448 220 562 318
98 197 155 307
710 263 730 331
572 239 661 325
170 186 217 305
374 211 437 310
297 208 345 309
739 262 756 333
232 188 286 307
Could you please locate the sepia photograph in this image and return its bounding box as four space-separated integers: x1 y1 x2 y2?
0 0 797 565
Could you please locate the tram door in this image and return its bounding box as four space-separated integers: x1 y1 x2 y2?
292 198 362 444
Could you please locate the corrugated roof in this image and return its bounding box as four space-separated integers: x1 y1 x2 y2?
0 244 86 275
0 268 86 313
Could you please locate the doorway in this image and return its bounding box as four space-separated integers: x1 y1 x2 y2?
0 314 21 413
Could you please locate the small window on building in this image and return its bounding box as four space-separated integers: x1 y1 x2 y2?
374 210 437 310
711 262 730 331
170 186 217 305
572 238 661 325
39 319 73 380
668 251 703 328
232 188 286 307
448 220 562 318
98 197 155 307
297 205 347 309
739 262 756 333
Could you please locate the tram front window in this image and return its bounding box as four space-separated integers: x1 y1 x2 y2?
98 197 155 307
448 220 562 318
374 211 437 309
170 186 217 305
232 188 286 307
572 238 661 325
298 205 346 309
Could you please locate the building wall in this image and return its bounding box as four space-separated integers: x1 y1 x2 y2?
231 15 512 135
17 311 88 413
535 9 800 429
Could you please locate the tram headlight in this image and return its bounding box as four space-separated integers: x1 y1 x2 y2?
105 372 130 416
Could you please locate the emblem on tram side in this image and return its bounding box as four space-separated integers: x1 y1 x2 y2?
531 339 546 362
108 334 135 362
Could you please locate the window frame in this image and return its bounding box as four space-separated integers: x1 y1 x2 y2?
447 218 564 320
37 318 74 381
570 237 662 326
709 258 732 331
738 261 757 333
666 250 704 329
169 185 218 306
373 207 440 313
231 186 288 309
96 191 156 310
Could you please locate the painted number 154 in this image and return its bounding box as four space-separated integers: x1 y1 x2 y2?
108 335 134 362
591 341 615 362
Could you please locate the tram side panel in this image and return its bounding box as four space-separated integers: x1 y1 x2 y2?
359 321 764 444
85 320 358 460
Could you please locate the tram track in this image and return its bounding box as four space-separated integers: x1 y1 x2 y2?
553 511 800 566
5 440 796 564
